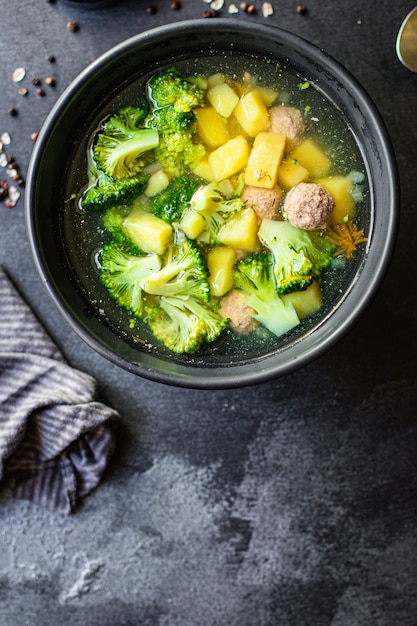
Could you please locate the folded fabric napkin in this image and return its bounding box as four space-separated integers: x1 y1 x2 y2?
0 268 119 514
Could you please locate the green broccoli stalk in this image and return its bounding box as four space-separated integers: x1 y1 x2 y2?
140 239 210 302
145 295 228 354
184 182 244 244
80 150 148 212
233 252 300 338
151 174 205 224
147 67 206 113
99 243 161 317
93 106 159 179
258 219 337 294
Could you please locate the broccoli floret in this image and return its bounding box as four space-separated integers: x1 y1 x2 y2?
148 67 206 113
81 170 148 212
145 71 207 175
93 106 159 179
233 252 300 338
148 106 197 133
102 205 129 236
258 219 336 295
186 182 244 244
148 106 206 175
145 295 228 354
80 147 148 211
140 239 210 302
155 133 205 176
151 174 205 224
99 243 161 317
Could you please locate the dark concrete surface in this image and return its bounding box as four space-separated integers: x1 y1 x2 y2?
1 0 417 624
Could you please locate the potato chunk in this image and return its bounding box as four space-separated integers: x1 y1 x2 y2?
218 207 260 252
244 131 286 189
123 208 173 255
233 90 270 137
207 246 236 296
289 138 331 178
208 135 250 181
191 157 214 181
281 281 322 318
278 159 310 189
315 175 356 223
207 82 239 118
179 209 206 240
195 107 230 148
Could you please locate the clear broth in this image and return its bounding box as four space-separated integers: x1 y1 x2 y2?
62 53 370 364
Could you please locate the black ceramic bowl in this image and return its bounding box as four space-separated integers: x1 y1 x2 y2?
25 19 398 389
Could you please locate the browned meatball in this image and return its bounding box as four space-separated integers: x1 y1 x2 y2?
241 185 284 222
268 105 305 152
284 182 335 230
219 290 259 334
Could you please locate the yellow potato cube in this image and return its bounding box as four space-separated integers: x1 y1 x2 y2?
233 90 270 137
123 208 173 255
218 207 260 252
289 138 331 178
206 73 225 88
207 82 240 118
179 209 206 240
207 246 236 297
278 159 310 189
208 135 250 181
315 175 355 223
244 132 286 189
191 157 214 181
281 281 322 319
195 107 230 147
144 169 170 197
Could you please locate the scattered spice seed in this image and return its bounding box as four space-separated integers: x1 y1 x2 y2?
170 0 181 8
18 87 29 96
67 20 79 32
45 77 56 87
240 2 248 10
31 77 41 86
146 5 157 14
31 132 39 141
12 68 26 83
246 4 256 14
203 9 217 16
46 54 56 63
36 88 46 97
7 107 18 117
297 4 307 14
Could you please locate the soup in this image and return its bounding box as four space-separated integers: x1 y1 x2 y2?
64 56 369 362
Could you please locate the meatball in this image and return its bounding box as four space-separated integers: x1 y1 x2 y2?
284 182 335 230
241 185 284 222
268 105 305 152
219 290 259 334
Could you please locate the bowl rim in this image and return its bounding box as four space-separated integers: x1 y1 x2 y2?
25 18 399 389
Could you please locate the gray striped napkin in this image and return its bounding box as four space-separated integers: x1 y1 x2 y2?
0 268 119 513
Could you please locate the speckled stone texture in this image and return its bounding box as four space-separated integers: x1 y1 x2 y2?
0 1 416 624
